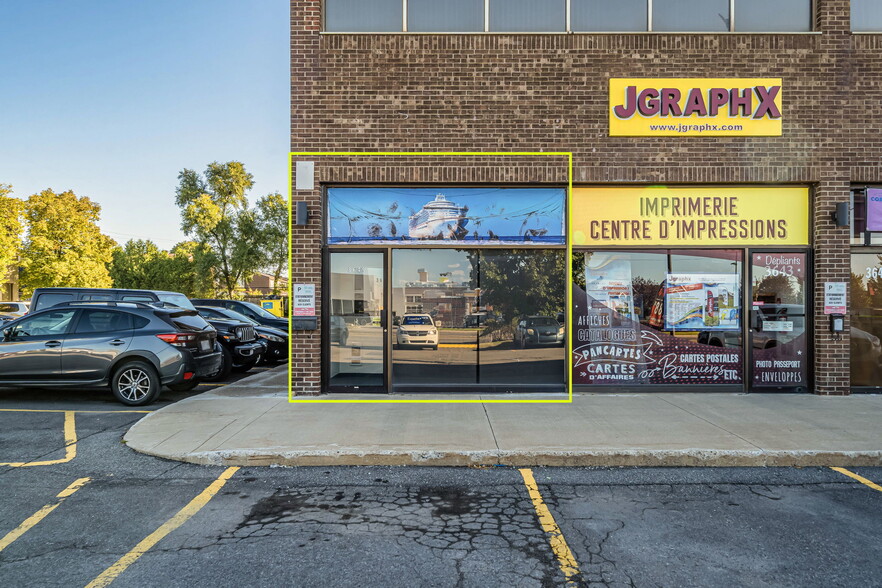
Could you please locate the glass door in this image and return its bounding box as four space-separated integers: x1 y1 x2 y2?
327 251 386 392
749 251 810 391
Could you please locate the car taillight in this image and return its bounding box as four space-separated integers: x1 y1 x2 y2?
156 333 197 347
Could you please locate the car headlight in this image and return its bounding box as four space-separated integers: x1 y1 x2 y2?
259 333 285 343
558 327 565 335
428 329 437 335
527 328 535 335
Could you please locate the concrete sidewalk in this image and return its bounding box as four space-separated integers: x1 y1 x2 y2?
125 366 882 467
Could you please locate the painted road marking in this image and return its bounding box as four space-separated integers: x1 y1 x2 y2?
0 409 152 414
831 467 882 492
85 466 240 588
0 477 91 553
519 468 582 586
0 411 77 467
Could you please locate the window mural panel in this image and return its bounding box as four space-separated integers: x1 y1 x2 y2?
328 187 565 245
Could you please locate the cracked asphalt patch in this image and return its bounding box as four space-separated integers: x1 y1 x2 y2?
1 397 881 587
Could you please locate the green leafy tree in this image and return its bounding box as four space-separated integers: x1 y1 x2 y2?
255 192 288 295
0 184 24 281
109 239 165 290
469 250 566 322
109 238 216 298
19 189 115 295
175 162 263 298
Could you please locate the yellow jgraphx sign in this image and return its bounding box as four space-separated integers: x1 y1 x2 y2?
572 186 809 247
609 78 783 137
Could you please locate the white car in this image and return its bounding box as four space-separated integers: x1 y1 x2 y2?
0 301 29 319
395 314 439 350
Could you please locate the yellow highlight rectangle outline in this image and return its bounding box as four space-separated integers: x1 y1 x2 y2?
288 151 573 404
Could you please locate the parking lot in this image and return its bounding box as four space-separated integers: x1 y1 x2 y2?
1 367 880 587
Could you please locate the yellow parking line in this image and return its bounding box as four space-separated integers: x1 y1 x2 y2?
0 477 91 553
0 409 152 414
85 466 240 588
831 467 882 492
0 411 77 467
519 468 582 586
439 344 476 348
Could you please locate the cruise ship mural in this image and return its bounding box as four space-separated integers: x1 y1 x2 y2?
327 187 565 244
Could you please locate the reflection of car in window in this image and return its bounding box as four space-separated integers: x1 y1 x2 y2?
514 316 564 348
329 315 349 345
395 314 438 350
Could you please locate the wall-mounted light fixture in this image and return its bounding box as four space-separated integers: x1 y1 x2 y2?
294 201 308 226
832 202 850 227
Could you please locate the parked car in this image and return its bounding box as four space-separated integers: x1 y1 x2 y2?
0 301 29 318
395 314 438 350
514 316 565 348
195 305 287 364
195 313 265 381
31 287 195 313
329 315 349 345
190 299 289 330
0 301 221 405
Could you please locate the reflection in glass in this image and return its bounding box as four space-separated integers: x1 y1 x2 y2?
850 253 882 387
328 252 385 388
653 0 729 32
407 0 484 32
324 0 402 32
478 250 565 386
750 252 807 389
572 250 743 386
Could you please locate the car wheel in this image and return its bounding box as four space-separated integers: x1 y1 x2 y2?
204 346 233 382
232 356 258 373
431 345 438 351
111 361 160 406
168 379 200 392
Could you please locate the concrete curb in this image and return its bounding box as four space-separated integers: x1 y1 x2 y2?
132 447 882 468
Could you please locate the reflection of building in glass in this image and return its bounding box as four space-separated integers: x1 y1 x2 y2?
392 268 478 327
330 271 383 317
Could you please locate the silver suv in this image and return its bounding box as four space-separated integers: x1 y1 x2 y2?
0 301 221 405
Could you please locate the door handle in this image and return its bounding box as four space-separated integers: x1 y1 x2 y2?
110 339 126 346
44 340 61 348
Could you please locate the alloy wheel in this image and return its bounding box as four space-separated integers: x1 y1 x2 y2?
117 368 151 402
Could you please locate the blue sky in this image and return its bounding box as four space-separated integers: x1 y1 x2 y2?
0 0 288 247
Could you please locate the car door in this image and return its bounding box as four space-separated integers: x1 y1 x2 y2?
61 309 135 380
0 310 77 380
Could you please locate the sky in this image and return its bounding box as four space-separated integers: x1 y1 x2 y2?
0 0 289 248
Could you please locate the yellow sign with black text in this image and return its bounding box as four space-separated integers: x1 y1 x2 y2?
572 186 809 247
609 78 783 137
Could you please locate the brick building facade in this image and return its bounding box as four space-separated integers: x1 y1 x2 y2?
291 0 882 395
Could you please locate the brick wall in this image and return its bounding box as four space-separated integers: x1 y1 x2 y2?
292 0 880 395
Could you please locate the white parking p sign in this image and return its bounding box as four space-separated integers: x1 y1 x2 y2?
293 284 315 316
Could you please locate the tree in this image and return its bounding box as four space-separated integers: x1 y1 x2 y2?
255 192 288 295
19 189 115 295
0 184 24 280
109 238 216 298
469 250 566 323
175 162 263 298
109 239 164 290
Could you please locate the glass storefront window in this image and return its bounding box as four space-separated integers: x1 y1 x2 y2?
489 0 566 32
735 0 811 32
851 188 882 246
324 0 402 32
570 0 647 31
572 249 743 386
850 253 882 387
392 248 565 388
852 0 882 32
407 0 484 32
652 0 730 32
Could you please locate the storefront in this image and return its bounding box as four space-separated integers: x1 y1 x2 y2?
571 186 811 392
323 186 567 393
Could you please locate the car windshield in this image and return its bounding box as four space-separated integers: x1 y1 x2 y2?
528 318 558 327
163 310 212 332
213 307 259 325
403 316 432 325
157 293 196 311
240 301 280 319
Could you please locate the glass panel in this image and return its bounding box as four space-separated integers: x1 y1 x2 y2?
33 292 74 311
572 250 744 386
571 0 648 31
74 310 133 334
750 252 808 389
10 311 76 338
850 253 882 387
852 0 882 32
324 0 402 32
329 252 385 388
852 189 882 246
736 0 811 32
653 0 730 32
407 0 484 32
478 250 565 386
392 249 478 385
489 0 566 32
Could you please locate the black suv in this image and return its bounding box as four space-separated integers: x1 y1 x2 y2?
0 302 221 405
31 287 194 313
196 306 288 364
199 313 266 381
190 299 289 330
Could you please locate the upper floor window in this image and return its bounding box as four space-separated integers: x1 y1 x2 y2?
323 0 813 33
852 0 882 32
851 187 882 246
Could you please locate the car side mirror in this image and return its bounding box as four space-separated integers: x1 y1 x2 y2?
2 328 11 340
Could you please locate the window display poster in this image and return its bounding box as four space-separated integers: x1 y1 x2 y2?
585 257 635 321
664 273 740 331
868 188 882 232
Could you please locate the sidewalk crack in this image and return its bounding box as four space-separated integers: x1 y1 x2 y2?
658 396 764 452
481 402 501 457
